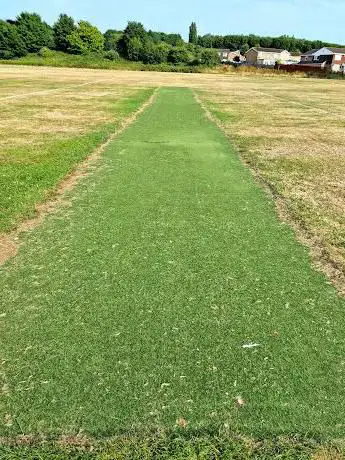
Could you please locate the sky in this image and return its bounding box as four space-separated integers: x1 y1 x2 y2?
2 0 344 44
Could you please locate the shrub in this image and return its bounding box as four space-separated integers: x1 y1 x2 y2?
104 49 120 61
0 20 27 59
67 21 104 55
38 46 54 57
200 48 220 66
142 42 170 64
168 46 191 64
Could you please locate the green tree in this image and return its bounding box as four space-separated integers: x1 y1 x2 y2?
119 21 147 58
0 20 26 58
67 21 104 55
240 43 249 54
16 12 54 52
104 29 122 51
126 36 143 61
189 21 197 45
200 48 219 66
53 14 76 52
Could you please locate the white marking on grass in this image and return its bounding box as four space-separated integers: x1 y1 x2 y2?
242 343 260 349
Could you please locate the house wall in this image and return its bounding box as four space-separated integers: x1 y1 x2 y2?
246 49 258 64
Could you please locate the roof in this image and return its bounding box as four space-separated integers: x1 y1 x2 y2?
251 47 287 53
301 49 318 56
326 47 345 54
217 48 231 53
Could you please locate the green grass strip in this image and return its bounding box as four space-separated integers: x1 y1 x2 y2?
1 88 345 445
0 88 154 233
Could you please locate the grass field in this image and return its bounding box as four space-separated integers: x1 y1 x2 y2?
0 73 155 234
1 67 345 458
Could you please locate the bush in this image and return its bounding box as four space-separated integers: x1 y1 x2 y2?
0 20 27 59
104 49 120 61
200 48 220 66
168 46 191 64
38 46 54 57
142 42 170 64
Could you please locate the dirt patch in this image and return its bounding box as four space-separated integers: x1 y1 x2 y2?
0 88 158 268
0 236 17 266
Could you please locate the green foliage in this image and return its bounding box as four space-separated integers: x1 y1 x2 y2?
141 41 170 64
104 29 122 51
197 32 343 53
104 49 120 61
189 21 198 45
0 20 26 58
126 36 143 61
147 30 184 46
168 46 191 64
67 21 104 55
120 21 147 59
53 13 76 52
38 46 54 57
16 12 54 52
200 48 219 66
240 42 250 54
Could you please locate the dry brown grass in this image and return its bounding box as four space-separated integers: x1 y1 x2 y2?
197 76 345 294
0 75 140 153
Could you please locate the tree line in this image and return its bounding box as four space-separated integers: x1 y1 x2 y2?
0 14 219 66
197 33 342 54
0 13 342 66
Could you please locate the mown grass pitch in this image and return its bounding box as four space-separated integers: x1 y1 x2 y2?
1 87 345 453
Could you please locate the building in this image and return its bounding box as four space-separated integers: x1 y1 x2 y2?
288 52 301 63
245 47 291 66
217 49 232 62
301 47 345 72
216 49 245 63
300 49 319 62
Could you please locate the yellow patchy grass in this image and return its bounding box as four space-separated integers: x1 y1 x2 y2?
0 79 139 153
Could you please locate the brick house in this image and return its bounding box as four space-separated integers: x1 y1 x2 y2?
245 47 291 66
301 47 345 72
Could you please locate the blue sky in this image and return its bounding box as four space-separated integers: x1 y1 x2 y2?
2 0 344 44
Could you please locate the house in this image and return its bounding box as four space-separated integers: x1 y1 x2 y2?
301 47 345 72
217 49 232 62
288 52 301 63
300 49 319 62
216 49 245 63
245 47 291 66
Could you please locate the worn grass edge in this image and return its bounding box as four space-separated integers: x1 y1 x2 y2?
0 432 344 459
0 87 158 268
193 89 345 298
